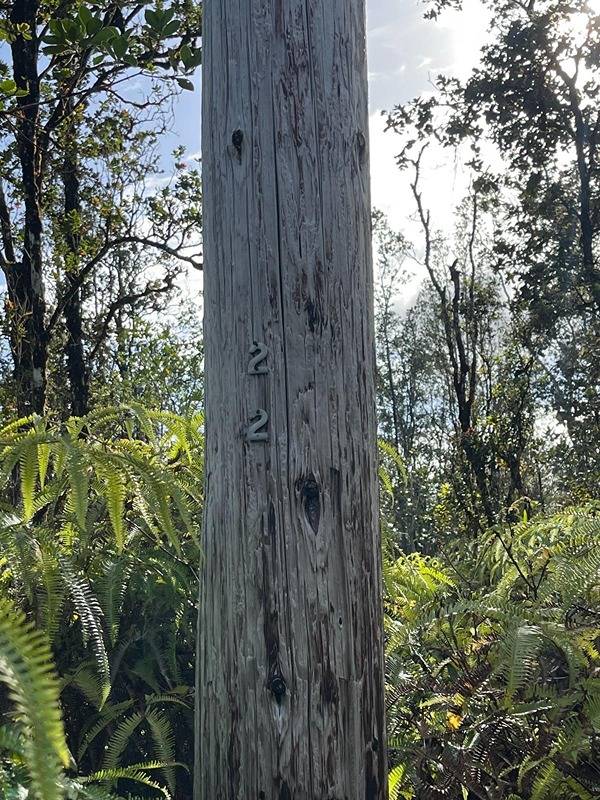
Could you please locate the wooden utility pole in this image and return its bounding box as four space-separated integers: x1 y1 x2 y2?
196 0 387 797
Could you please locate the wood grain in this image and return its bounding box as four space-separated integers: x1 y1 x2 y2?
196 0 387 796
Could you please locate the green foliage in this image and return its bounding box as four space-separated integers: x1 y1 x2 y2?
0 406 202 798
0 598 68 800
385 508 600 799
383 0 600 515
37 2 201 76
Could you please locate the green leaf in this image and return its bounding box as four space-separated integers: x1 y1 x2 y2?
47 19 66 37
63 18 85 42
176 78 194 91
42 44 67 55
0 79 17 95
110 34 129 60
162 19 181 37
180 45 201 69
89 26 119 47
77 5 103 36
179 44 193 67
78 6 93 26
144 9 161 29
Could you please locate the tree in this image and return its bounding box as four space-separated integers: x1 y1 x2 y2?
386 0 600 495
92 298 204 414
410 0 600 316
196 0 387 796
0 1 202 416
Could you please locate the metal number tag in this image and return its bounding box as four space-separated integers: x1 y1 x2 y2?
246 409 269 442
248 341 268 374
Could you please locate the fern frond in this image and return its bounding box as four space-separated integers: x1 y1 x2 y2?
77 699 136 761
0 723 27 760
66 663 110 710
531 761 564 800
146 707 177 792
145 691 193 710
495 624 542 704
0 415 35 437
389 763 408 800
96 557 131 645
83 764 174 798
37 550 65 643
64 437 89 529
20 433 39 521
93 456 126 552
37 440 51 489
61 560 110 705
0 598 68 800
378 438 408 482
101 710 145 770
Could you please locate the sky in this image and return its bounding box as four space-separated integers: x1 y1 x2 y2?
170 0 489 239
367 0 489 230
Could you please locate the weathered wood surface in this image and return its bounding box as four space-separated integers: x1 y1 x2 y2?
196 0 387 797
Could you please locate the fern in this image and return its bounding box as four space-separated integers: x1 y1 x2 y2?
146 707 177 792
67 663 111 710
531 761 564 800
61 559 110 705
96 557 131 645
38 550 65 643
81 763 175 798
64 436 90 529
20 432 39 521
0 598 68 800
0 407 201 797
95 458 127 552
37 432 51 489
101 710 145 770
384 509 600 799
389 763 409 800
495 624 543 704
77 699 137 762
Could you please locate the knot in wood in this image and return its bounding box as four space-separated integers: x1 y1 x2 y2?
268 674 287 703
231 128 244 159
298 474 321 535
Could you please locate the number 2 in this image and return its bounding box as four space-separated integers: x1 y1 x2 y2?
248 341 268 374
246 409 269 442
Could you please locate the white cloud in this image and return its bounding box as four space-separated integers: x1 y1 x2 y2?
367 0 492 273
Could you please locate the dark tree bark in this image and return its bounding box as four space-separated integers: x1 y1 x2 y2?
8 0 47 415
196 0 387 797
62 116 90 418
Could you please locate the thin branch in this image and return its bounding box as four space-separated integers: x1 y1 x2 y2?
88 277 175 361
47 233 201 335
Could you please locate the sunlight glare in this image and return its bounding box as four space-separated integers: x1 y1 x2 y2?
443 0 491 79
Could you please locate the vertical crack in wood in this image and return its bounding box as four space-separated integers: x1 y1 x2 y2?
356 130 366 165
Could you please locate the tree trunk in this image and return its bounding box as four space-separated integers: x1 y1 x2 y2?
62 119 90 418
196 0 387 798
9 0 47 416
